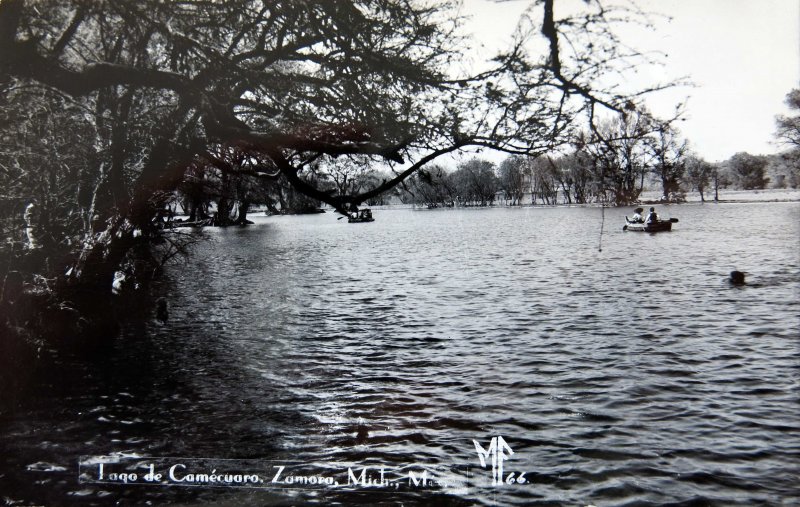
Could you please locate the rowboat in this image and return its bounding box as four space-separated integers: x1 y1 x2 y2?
623 217 677 232
348 209 375 223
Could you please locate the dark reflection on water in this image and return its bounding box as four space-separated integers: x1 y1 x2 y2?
2 203 799 506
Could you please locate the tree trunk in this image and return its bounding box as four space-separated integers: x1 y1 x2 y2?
108 91 133 213
235 200 250 225
713 172 719 201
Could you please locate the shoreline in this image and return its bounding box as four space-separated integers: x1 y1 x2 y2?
371 189 800 210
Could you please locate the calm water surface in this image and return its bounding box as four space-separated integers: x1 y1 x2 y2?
2 202 799 506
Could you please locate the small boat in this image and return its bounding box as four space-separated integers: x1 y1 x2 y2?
348 209 375 223
623 216 678 232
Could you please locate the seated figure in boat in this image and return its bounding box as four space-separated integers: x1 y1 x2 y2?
348 208 374 222
630 207 644 223
644 207 659 223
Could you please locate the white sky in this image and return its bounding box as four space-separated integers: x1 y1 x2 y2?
459 0 800 163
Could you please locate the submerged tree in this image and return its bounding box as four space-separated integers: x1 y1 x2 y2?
684 155 714 202
648 123 688 202
406 164 456 207
550 150 594 204
0 0 677 342
576 112 653 205
498 156 527 206
527 156 560 205
451 158 498 206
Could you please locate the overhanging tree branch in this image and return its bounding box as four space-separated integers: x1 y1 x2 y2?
541 0 625 115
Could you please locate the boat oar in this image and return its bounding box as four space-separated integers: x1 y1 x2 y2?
669 218 679 223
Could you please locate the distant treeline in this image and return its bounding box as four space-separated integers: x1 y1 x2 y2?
401 147 797 208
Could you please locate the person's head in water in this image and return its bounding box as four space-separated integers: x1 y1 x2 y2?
729 270 746 285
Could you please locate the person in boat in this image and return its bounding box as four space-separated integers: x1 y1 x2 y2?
644 207 659 223
630 207 644 223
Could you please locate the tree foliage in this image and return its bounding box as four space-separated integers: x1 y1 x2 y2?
648 123 688 202
773 89 800 189
498 156 527 206
452 158 499 206
726 152 769 190
573 111 653 205
776 89 800 149
406 164 456 207
684 155 713 202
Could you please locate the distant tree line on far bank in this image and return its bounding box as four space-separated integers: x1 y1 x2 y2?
400 104 800 208
401 146 797 208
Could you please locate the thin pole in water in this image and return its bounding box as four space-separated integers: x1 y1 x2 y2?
598 203 605 252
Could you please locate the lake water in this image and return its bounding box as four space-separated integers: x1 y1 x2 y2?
2 202 799 506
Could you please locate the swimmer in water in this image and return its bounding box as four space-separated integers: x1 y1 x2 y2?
729 271 745 285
